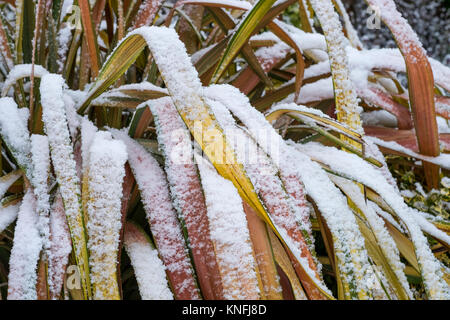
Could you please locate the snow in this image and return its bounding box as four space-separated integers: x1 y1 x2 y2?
179 0 252 10
275 78 334 105
272 20 327 52
0 203 20 233
133 0 164 29
364 138 400 191
80 117 97 225
366 0 424 59
429 58 450 91
203 84 380 298
92 81 168 106
109 81 168 94
361 110 398 128
86 131 127 300
195 152 260 300
124 223 174 300
0 4 447 301
436 117 450 134
30 134 51 254
65 89 88 106
366 136 450 170
40 74 88 291
0 170 22 199
368 201 404 232
267 102 360 143
127 26 206 122
7 189 42 300
268 101 336 130
48 193 72 300
309 0 362 131
298 142 450 299
250 31 279 43
0 97 33 175
57 24 73 73
255 41 292 71
356 87 410 126
297 77 333 104
348 46 449 92
348 47 406 77
111 129 200 299
410 210 450 247
0 19 13 71
80 118 98 171
329 175 412 298
62 93 81 140
1 64 49 97
334 0 363 49
204 85 315 251
60 0 74 22
150 97 225 299
270 40 449 114
303 60 331 79
271 43 449 125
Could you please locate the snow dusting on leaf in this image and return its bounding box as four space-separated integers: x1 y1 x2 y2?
0 97 33 176
298 142 450 299
111 129 200 300
48 193 72 300
86 131 127 300
196 153 261 299
7 189 41 300
30 134 51 254
124 222 174 300
40 73 91 298
150 97 225 299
